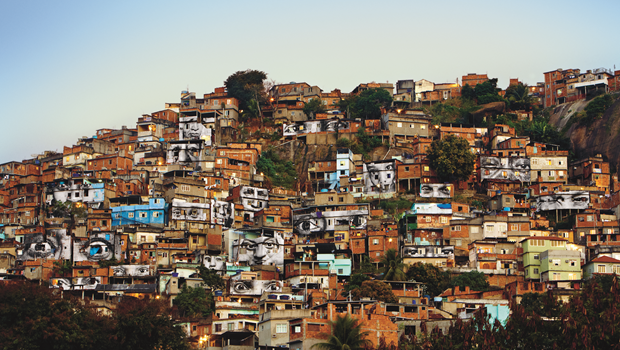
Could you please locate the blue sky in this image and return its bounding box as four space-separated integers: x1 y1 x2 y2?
1 0 619 163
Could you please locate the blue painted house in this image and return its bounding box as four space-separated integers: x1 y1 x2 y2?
111 198 168 227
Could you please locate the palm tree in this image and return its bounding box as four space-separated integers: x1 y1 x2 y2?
312 314 372 350
506 83 534 112
380 248 406 281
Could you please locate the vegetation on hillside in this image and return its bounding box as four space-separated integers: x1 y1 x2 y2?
256 147 298 189
427 135 476 182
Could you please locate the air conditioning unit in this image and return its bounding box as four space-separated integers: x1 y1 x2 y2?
272 334 277 338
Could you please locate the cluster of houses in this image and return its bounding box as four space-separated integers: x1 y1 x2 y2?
1 68 620 349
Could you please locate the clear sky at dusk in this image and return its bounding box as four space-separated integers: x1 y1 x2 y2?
1 0 619 163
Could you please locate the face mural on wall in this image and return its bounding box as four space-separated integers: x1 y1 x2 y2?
167 141 203 169
363 161 396 194
50 278 73 290
171 202 209 221
420 184 453 198
403 246 454 258
203 255 227 271
240 186 269 212
229 279 283 295
234 233 284 267
49 277 102 290
282 119 350 136
73 233 120 262
292 209 368 235
480 157 531 182
535 191 589 211
110 265 150 277
18 229 71 261
211 200 234 229
179 116 213 146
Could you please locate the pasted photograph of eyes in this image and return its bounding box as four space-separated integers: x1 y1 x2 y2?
293 215 326 235
482 157 501 168
510 158 530 171
420 184 452 198
135 266 149 275
112 266 127 276
51 278 72 289
350 215 367 228
24 236 59 259
233 281 253 294
264 281 282 292
81 238 114 261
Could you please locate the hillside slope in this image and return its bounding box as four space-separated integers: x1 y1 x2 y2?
550 95 620 167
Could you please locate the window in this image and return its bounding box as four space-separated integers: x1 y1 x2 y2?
397 122 402 127
215 324 222 332
153 212 160 218
552 273 561 280
440 217 448 224
139 212 147 218
533 268 539 275
510 224 518 231
425 216 431 223
451 225 461 231
550 241 564 247
598 265 606 273
405 166 410 172
101 220 107 226
534 254 539 260
373 239 379 245
276 324 287 333
128 212 134 218
552 259 561 266
293 326 301 333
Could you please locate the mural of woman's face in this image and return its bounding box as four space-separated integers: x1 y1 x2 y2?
238 236 283 266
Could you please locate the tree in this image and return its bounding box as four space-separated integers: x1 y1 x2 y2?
460 84 476 101
406 262 452 298
311 314 372 350
256 148 298 189
474 80 504 105
427 135 475 182
342 273 370 298
115 298 190 350
198 265 225 290
505 83 534 112
339 88 393 120
173 285 212 318
224 69 267 111
303 98 327 118
351 280 398 303
380 248 406 281
450 270 489 292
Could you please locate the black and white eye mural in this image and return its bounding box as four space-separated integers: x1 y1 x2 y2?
363 161 396 194
480 157 531 182
320 119 349 132
240 186 269 211
292 209 369 235
18 229 71 261
74 277 101 290
171 202 209 221
210 200 234 229
179 116 212 146
420 184 453 198
229 279 283 295
73 233 120 262
50 278 72 290
535 191 589 211
167 140 203 168
283 119 350 136
110 265 150 277
403 246 454 258
233 233 284 267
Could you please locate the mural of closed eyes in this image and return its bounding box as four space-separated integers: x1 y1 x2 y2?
480 156 531 182
293 214 327 235
230 280 283 295
74 237 115 262
420 184 452 198
535 191 589 211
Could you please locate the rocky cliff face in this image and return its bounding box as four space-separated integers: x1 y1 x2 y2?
550 96 620 168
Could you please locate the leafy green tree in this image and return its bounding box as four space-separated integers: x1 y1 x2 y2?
505 83 534 112
115 297 190 350
380 248 406 281
519 291 563 318
311 314 372 350
256 148 298 189
356 255 377 274
351 280 398 303
339 88 393 120
450 270 489 292
173 285 212 318
198 265 225 290
406 262 451 297
474 80 504 105
224 69 267 110
336 137 351 148
585 93 613 121
460 84 476 101
303 98 327 118
427 135 475 182
342 273 370 298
